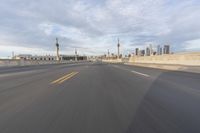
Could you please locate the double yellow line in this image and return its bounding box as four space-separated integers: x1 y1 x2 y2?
51 72 79 84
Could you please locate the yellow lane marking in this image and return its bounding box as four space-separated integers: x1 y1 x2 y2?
58 72 79 84
51 72 76 84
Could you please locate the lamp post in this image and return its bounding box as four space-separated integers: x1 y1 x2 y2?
117 38 120 59
107 49 110 59
75 48 78 61
56 38 60 61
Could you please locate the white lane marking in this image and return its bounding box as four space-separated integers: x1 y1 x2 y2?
66 62 91 66
131 70 150 77
112 65 120 68
111 64 151 78
0 70 43 78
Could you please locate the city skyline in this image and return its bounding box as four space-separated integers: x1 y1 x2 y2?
0 0 200 58
133 44 171 57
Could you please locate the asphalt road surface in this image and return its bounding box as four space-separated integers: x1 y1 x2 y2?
0 62 199 133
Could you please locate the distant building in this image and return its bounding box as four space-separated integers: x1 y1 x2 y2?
14 55 57 61
146 47 151 56
160 47 163 55
14 54 32 60
157 45 161 55
163 45 170 54
135 48 139 56
157 45 164 55
140 50 145 56
149 44 153 55
14 54 87 61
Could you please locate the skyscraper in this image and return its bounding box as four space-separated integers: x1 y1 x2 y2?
160 47 163 55
157 45 160 55
163 45 170 54
140 50 145 56
135 48 139 56
146 47 150 56
149 44 153 55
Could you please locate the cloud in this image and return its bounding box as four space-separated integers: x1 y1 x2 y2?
183 39 200 51
0 0 200 57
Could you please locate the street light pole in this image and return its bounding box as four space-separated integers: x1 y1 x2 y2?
117 38 120 59
75 48 78 61
107 49 110 58
56 38 60 61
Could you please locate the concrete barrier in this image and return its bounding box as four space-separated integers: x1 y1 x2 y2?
129 52 200 66
102 52 200 73
102 59 122 63
125 62 200 73
0 59 19 67
0 59 87 67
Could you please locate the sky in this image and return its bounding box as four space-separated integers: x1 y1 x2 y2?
0 0 200 57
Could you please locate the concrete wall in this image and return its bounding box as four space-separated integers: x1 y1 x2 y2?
129 52 200 66
102 59 122 63
0 59 84 67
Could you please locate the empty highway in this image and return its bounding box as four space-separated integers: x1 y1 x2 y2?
0 62 199 133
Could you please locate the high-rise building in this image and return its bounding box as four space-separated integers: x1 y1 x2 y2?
146 47 150 56
135 48 139 56
140 50 145 56
160 47 163 55
163 45 170 54
149 44 153 55
157 45 160 55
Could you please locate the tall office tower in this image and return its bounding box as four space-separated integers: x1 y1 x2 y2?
140 50 145 56
135 48 139 56
160 47 163 55
149 44 153 55
157 45 160 55
146 47 151 56
163 45 170 54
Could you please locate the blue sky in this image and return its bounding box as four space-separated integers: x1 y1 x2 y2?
0 0 200 57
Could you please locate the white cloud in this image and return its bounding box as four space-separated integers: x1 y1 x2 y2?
0 0 200 57
183 39 200 51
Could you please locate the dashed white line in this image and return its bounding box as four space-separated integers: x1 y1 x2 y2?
131 70 150 77
112 65 120 68
111 65 151 78
0 70 43 78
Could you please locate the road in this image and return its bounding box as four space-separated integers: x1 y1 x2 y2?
0 62 199 133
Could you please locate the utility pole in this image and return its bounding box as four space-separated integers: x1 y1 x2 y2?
117 38 120 59
56 38 60 61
